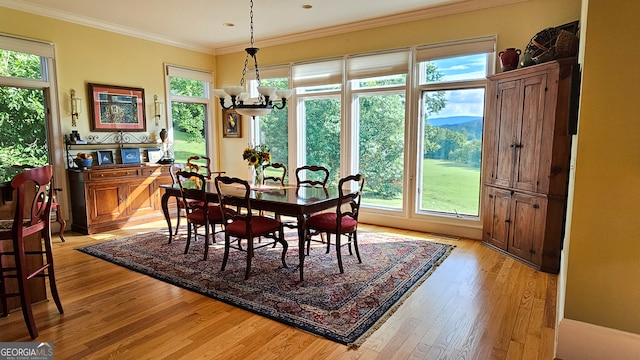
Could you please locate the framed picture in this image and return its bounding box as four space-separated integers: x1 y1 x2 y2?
147 148 163 163
222 109 241 138
96 150 114 165
121 148 141 164
89 83 146 132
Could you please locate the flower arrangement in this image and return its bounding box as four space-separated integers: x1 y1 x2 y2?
242 144 271 167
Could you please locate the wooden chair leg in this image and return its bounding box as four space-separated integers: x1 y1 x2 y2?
56 211 66 242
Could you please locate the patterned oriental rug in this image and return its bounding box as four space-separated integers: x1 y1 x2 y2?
78 228 455 347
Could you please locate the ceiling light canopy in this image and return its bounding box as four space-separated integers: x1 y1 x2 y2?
213 0 293 118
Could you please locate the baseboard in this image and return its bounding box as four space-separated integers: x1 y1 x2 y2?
556 318 640 359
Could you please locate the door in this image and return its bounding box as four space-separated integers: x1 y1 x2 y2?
508 192 545 264
88 182 126 223
490 79 520 188
126 179 156 216
512 73 547 192
482 186 511 251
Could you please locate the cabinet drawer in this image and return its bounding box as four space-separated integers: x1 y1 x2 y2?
141 167 164 177
88 168 140 181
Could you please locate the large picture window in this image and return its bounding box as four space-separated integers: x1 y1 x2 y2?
416 42 493 217
165 65 214 164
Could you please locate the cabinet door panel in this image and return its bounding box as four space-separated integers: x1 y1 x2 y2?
126 180 155 215
513 73 547 192
492 80 520 188
88 183 125 223
483 187 511 250
508 193 544 263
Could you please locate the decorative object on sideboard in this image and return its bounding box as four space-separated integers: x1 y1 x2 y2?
212 0 293 119
120 148 141 164
67 130 86 144
70 89 82 127
147 148 163 163
89 83 146 132
96 150 114 165
159 128 168 143
73 153 93 169
153 95 163 126
499 48 521 71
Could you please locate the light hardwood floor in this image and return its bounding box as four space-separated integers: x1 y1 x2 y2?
0 222 557 360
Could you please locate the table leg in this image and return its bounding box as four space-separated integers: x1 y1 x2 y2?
161 192 173 243
297 214 307 282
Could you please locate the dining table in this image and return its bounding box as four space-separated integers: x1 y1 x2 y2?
160 182 339 281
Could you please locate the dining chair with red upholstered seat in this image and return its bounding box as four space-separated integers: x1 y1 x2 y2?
0 165 63 339
10 165 65 242
172 158 225 238
215 175 288 280
305 173 365 274
175 170 225 260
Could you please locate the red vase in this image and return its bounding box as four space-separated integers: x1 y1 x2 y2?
499 48 521 71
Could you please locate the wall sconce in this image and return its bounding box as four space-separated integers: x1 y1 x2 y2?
70 89 82 127
154 95 163 126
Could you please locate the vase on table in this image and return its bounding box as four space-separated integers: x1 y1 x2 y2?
250 165 263 186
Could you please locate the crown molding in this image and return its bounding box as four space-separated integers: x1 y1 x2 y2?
215 0 529 55
1 0 528 56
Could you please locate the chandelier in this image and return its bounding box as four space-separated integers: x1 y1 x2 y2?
213 0 293 118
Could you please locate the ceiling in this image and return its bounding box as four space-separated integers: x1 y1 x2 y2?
1 0 520 54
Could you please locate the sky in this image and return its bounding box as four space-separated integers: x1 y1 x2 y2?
427 54 487 119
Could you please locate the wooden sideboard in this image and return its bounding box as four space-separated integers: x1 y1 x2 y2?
67 164 174 234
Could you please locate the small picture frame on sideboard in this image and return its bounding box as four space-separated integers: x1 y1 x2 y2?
96 150 114 165
121 148 141 164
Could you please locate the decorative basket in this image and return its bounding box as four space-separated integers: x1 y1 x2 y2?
522 26 579 66
555 29 578 58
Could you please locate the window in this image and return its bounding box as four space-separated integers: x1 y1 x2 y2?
246 66 290 181
165 65 214 164
293 59 343 186
416 37 494 217
0 36 55 169
348 50 409 210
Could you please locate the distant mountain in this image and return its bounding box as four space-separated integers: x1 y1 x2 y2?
427 116 484 140
427 116 483 126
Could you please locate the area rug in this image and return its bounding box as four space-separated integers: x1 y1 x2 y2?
77 228 455 347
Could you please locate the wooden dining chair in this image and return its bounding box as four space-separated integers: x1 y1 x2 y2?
305 173 365 273
295 165 330 188
215 176 288 280
10 165 65 242
0 165 63 339
262 162 287 187
175 170 225 260
295 165 331 240
173 158 225 238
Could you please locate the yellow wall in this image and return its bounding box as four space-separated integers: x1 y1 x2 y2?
216 0 582 177
0 7 215 149
564 0 640 334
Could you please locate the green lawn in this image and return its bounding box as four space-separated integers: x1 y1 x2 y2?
172 129 205 163
364 159 480 216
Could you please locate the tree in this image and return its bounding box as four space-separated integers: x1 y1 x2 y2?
169 77 206 143
0 50 48 166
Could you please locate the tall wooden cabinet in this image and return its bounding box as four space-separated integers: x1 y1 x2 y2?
68 164 173 234
482 59 576 273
